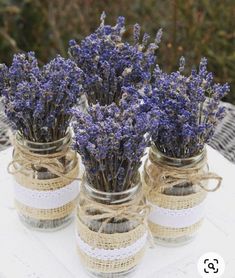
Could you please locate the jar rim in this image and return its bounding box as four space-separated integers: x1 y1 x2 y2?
82 174 141 204
16 128 71 146
15 128 72 153
150 144 206 166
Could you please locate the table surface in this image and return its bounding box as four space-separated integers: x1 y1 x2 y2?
0 146 235 278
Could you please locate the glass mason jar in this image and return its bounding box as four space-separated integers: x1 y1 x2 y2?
143 145 209 246
76 176 148 278
11 130 79 231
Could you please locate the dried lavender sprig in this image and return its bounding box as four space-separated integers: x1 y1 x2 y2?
0 52 84 142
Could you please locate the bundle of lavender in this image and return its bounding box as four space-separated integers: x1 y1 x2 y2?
146 57 230 158
0 52 83 142
73 91 151 192
69 12 162 106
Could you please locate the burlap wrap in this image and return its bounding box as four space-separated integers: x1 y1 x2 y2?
15 198 78 220
143 148 222 239
9 138 80 220
76 188 149 274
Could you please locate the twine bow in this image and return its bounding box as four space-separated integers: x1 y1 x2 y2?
77 177 154 246
78 191 151 234
8 137 81 181
145 149 222 195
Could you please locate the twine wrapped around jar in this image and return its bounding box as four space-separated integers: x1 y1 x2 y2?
143 146 222 244
8 132 81 229
76 177 150 275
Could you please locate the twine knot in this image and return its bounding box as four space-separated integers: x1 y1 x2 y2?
145 148 222 195
8 136 81 181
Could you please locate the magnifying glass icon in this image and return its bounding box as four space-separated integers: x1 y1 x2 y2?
198 252 225 277
208 262 215 271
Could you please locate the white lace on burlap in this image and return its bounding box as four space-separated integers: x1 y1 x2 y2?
148 200 206 228
76 231 148 261
14 180 79 209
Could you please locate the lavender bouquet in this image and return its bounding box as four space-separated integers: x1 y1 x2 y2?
0 52 83 142
147 57 230 158
69 12 162 106
73 94 150 192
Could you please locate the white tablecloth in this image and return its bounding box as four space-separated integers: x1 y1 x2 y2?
0 146 235 278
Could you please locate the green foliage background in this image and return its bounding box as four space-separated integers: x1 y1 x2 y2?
0 0 234 103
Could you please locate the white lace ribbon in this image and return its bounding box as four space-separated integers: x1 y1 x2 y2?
148 201 206 228
76 232 148 261
14 180 79 209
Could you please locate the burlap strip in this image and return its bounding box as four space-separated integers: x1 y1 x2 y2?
9 135 81 221
15 198 78 220
76 180 149 274
76 216 147 274
148 219 204 239
143 148 221 239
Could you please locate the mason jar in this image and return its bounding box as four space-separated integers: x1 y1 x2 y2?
76 176 148 277
143 145 210 246
10 130 80 231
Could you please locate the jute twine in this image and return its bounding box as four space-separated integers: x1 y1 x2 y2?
8 137 79 180
8 138 80 220
76 182 150 274
143 148 222 239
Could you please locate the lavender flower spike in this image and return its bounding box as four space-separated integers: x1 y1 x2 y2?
147 57 230 158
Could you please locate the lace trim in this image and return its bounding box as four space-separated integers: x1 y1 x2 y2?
76 231 148 261
14 180 79 209
148 200 206 228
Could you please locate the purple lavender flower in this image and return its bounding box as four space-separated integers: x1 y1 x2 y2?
72 99 150 192
68 14 162 106
0 52 84 142
148 57 230 158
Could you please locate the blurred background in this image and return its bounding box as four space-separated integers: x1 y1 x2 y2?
0 0 234 103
